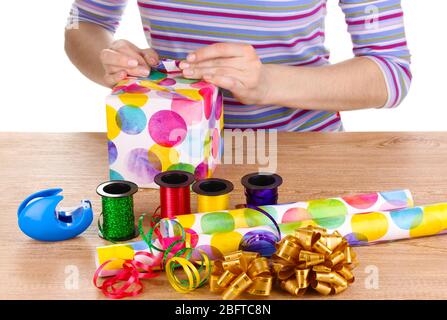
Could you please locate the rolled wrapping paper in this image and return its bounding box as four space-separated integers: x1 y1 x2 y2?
173 190 414 235
200 202 447 257
95 202 447 275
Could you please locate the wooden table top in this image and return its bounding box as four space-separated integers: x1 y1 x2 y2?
1 132 447 300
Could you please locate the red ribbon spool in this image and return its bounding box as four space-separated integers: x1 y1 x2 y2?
154 170 195 219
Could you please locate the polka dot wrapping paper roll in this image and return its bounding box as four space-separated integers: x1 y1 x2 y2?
95 189 420 275
106 59 223 188
173 190 414 235
95 202 447 276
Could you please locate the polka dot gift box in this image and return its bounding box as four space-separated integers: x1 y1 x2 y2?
106 60 223 188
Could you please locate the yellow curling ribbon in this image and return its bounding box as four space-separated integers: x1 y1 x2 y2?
165 248 211 293
197 194 230 212
272 226 357 296
210 250 273 300
193 178 234 212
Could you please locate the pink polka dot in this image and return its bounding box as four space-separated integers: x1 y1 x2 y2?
158 78 177 86
185 228 199 248
343 193 379 210
194 161 208 180
281 208 311 223
214 93 223 120
211 128 219 159
112 86 125 94
191 81 211 89
125 83 150 94
199 87 214 120
148 110 187 147
171 97 203 126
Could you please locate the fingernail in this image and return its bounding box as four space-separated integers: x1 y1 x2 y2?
128 59 139 67
139 67 150 76
179 61 190 69
186 54 196 62
183 69 194 76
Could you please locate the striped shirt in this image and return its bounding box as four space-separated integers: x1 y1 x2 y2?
70 0 411 132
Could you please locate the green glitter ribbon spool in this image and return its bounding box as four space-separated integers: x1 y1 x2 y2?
96 180 139 242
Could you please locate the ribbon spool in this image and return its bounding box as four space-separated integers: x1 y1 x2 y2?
154 170 195 219
97 180 139 242
192 178 234 212
241 172 283 206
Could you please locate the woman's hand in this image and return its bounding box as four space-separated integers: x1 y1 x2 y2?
179 43 272 105
100 39 159 87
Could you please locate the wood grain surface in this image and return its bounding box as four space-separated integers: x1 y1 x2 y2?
1 132 447 300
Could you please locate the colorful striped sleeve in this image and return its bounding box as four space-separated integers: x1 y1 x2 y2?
340 0 412 108
70 0 128 33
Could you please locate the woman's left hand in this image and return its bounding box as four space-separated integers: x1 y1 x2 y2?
179 43 272 105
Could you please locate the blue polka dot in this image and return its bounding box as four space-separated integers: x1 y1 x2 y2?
390 207 423 230
108 141 118 165
116 105 147 135
381 190 410 207
110 169 124 180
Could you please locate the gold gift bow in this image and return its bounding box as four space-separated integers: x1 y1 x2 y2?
210 251 273 300
272 226 357 296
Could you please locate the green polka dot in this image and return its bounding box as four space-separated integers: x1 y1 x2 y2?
308 199 347 229
167 163 195 174
279 222 302 235
148 70 167 81
201 212 235 234
244 207 278 227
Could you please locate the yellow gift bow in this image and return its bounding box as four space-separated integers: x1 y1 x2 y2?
272 226 357 296
210 251 273 300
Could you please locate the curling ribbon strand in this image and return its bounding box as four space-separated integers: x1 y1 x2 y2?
239 204 282 256
166 248 211 293
93 251 161 299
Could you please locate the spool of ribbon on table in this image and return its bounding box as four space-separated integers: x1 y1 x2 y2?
96 180 139 242
193 178 234 212
241 172 283 206
154 170 195 219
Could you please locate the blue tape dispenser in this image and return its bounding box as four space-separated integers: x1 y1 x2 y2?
18 188 93 241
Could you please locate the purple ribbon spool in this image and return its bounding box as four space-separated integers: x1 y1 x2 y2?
241 172 283 206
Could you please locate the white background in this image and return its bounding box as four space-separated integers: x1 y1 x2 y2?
0 1 445 132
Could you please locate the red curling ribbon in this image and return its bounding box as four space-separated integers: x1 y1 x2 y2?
93 251 161 299
159 185 191 219
154 171 195 219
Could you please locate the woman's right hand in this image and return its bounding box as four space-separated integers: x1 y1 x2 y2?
100 39 159 87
